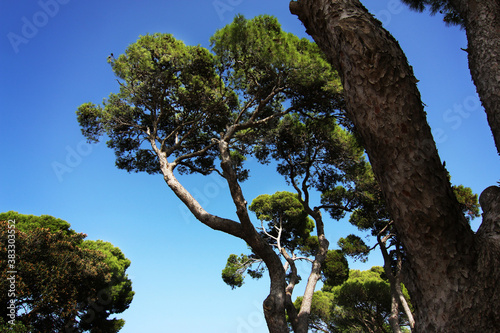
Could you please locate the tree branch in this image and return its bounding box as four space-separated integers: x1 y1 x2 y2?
147 138 244 238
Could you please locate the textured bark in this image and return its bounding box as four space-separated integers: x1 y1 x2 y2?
290 0 500 331
449 0 500 155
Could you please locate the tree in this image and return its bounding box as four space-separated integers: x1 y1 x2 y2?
0 318 32 333
0 211 134 332
220 109 373 332
338 176 479 332
299 267 412 333
77 15 343 333
221 191 350 331
289 0 500 331
400 0 500 155
79 240 134 332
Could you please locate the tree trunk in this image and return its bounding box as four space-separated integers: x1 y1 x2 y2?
377 235 404 333
388 290 402 333
293 212 329 333
263 269 289 333
377 228 415 330
393 242 414 330
449 0 500 155
219 137 290 333
290 0 500 331
154 137 290 333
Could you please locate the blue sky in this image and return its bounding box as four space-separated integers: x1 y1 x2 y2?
1 1 499 332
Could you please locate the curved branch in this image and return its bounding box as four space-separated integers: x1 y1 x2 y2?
148 138 244 238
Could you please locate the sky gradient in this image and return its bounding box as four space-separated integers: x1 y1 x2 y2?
1 1 499 332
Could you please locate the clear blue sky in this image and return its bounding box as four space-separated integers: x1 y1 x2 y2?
1 1 498 332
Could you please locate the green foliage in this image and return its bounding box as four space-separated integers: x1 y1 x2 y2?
304 267 411 333
77 15 342 181
229 150 249 182
452 184 481 222
401 0 464 26
249 191 315 252
337 234 370 262
0 318 32 332
210 15 341 112
334 277 392 332
341 169 390 236
0 212 133 332
348 174 481 235
221 192 321 289
321 250 349 289
253 112 371 223
77 33 231 175
0 211 75 235
221 254 263 289
81 240 134 318
294 291 335 328
224 191 351 290
222 254 245 289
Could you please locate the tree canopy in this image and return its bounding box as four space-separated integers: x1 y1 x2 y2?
250 191 315 254
76 15 346 332
0 211 134 333
221 191 350 291
290 0 500 331
74 10 489 332
400 0 463 26
298 267 412 333
77 15 341 180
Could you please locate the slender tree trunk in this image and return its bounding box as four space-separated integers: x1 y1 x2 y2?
393 242 414 330
280 243 301 332
388 291 402 333
293 211 329 333
286 162 331 332
449 0 500 155
378 230 414 331
290 0 500 331
395 282 413 330
378 235 402 333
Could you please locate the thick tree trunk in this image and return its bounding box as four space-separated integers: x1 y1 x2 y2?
290 0 500 331
449 0 500 155
262 269 289 333
219 137 290 333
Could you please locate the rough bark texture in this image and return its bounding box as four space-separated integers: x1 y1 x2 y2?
290 0 500 331
449 0 500 155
